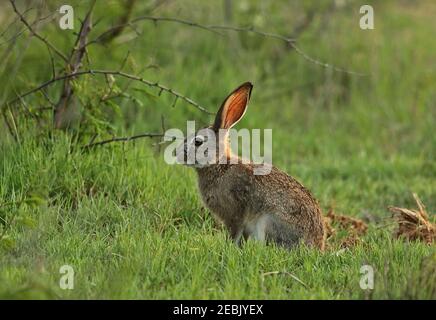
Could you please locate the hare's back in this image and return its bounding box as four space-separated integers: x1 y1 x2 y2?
230 164 320 212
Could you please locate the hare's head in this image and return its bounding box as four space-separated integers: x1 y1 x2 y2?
176 82 252 168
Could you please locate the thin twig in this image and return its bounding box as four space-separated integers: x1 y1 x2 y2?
45 45 56 79
207 24 295 43
119 50 131 71
89 15 366 76
132 16 227 36
0 8 58 47
0 7 34 40
82 132 165 149
287 43 366 76
5 69 212 114
99 0 137 44
9 0 68 62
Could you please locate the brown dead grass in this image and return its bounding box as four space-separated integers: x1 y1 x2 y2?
389 193 435 245
324 207 368 249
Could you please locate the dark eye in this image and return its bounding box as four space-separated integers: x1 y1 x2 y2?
194 136 204 146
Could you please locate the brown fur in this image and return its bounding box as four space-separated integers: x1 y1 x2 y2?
181 82 326 250
196 162 325 250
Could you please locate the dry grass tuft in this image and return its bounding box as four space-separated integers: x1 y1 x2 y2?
389 193 435 245
324 207 368 249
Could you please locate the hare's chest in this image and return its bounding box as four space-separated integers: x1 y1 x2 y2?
199 187 233 213
198 180 243 220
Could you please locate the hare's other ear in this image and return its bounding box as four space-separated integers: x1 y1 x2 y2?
213 82 253 130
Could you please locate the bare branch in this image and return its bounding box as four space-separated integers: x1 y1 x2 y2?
54 0 96 129
5 69 211 114
45 45 56 79
90 15 366 76
99 0 137 45
39 88 56 107
82 132 166 149
287 43 366 76
9 0 68 62
205 24 295 43
0 9 57 47
68 3 95 71
0 7 34 40
119 50 131 71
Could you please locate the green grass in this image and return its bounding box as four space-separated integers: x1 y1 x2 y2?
0 0 435 299
0 138 434 299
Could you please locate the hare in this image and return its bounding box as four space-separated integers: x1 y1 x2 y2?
176 82 325 250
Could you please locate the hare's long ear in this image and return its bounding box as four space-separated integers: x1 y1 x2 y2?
213 82 253 131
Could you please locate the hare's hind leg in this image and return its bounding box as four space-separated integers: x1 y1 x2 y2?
231 228 244 246
242 214 269 243
241 214 302 248
264 214 302 249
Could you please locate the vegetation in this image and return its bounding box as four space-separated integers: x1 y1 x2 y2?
0 0 435 299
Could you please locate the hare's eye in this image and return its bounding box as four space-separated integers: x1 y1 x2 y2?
194 136 204 146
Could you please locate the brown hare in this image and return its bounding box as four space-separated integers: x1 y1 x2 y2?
176 82 325 250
